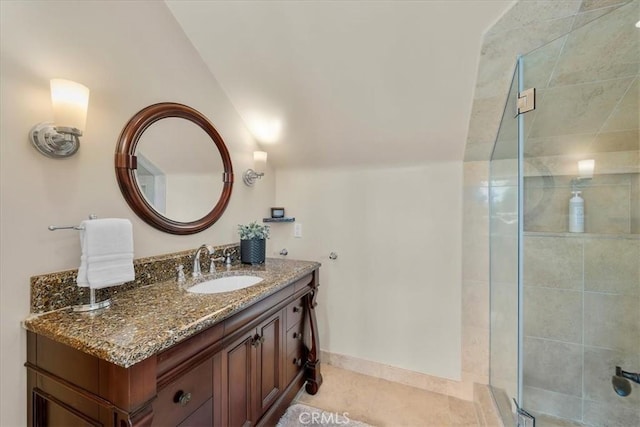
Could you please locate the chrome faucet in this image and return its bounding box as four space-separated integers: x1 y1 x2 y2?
192 244 214 278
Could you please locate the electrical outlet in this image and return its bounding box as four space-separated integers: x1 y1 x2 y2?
294 223 302 238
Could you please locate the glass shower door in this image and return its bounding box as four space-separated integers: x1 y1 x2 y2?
520 2 640 426
489 61 522 426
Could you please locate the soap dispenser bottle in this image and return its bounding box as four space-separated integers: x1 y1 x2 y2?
569 191 584 233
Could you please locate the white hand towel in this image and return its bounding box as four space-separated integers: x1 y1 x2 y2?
76 218 135 289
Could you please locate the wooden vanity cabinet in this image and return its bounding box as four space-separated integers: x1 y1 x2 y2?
26 269 323 427
221 311 283 427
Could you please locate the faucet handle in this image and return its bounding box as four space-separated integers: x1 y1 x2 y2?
209 255 225 273
176 264 186 284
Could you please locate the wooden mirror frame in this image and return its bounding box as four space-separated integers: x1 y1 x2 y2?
115 102 233 235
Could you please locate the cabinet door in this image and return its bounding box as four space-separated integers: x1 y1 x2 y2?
254 311 284 418
222 333 255 427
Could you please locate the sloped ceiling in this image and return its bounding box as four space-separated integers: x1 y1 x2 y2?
166 1 513 168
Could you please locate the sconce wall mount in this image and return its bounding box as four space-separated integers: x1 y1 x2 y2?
243 151 268 187
242 168 264 186
29 79 90 159
29 122 82 158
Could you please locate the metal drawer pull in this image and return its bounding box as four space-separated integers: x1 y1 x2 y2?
293 358 303 367
293 332 303 340
292 306 301 313
174 390 192 407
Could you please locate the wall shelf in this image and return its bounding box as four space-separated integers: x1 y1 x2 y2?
262 217 295 223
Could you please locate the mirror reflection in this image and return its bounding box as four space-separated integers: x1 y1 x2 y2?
133 117 224 223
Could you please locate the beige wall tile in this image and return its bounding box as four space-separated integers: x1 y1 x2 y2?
572 5 622 30
491 281 518 339
464 187 490 237
490 327 518 396
583 398 640 427
467 96 507 146
523 151 640 177
523 386 583 422
463 234 490 282
580 0 632 12
462 280 490 330
473 55 516 102
465 142 496 162
550 1 639 86
462 326 489 378
523 235 583 290
490 186 519 237
632 173 640 234
584 238 640 295
524 287 583 343
490 236 518 284
523 337 583 396
524 182 570 232
582 185 631 233
531 78 634 139
584 292 640 352
601 78 639 132
464 161 490 187
524 133 596 158
591 130 639 153
522 36 566 91
488 1 581 35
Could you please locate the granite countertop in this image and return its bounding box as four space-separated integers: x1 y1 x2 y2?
23 258 320 368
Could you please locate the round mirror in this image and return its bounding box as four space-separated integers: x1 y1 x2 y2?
115 103 233 235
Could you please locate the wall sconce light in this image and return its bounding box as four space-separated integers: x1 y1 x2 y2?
577 159 595 180
243 151 267 186
29 79 90 158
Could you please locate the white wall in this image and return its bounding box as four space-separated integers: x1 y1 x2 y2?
270 163 463 379
0 2 274 425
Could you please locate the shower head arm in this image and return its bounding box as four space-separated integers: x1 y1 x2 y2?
616 366 640 384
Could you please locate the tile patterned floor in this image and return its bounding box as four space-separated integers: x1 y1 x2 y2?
296 364 491 426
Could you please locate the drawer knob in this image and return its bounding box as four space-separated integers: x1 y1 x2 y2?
174 391 192 407
293 332 303 340
293 358 303 367
292 306 301 313
251 334 265 347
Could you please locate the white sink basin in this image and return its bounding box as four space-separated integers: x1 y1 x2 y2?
187 275 263 294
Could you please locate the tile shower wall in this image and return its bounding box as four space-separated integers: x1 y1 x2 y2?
462 161 490 387
522 233 640 426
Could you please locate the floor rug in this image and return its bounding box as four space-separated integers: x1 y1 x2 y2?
276 403 374 427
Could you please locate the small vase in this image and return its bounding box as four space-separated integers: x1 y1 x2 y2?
240 239 266 264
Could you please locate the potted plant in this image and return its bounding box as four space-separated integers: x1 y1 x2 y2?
238 221 270 264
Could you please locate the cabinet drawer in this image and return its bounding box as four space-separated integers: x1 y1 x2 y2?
285 321 305 357
177 398 213 427
153 358 213 427
285 345 305 386
286 298 304 330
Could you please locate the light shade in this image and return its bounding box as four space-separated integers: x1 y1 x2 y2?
253 151 267 173
578 159 595 179
50 79 90 133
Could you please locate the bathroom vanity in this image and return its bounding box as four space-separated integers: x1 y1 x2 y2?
24 259 322 427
